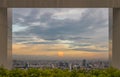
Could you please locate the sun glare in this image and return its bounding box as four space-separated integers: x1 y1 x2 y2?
58 52 64 57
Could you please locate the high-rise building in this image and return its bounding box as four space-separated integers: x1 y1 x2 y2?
82 59 87 67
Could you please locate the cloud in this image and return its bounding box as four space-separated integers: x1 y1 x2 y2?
13 8 109 56
52 9 86 20
13 44 108 60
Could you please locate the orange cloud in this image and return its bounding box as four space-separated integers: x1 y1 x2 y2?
12 44 108 60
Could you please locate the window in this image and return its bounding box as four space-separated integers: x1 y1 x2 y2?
12 8 109 69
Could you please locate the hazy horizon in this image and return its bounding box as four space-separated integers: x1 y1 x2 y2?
12 8 109 60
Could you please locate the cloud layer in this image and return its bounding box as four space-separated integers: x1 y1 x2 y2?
12 8 109 60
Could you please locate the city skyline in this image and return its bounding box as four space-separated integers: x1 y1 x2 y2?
12 8 109 60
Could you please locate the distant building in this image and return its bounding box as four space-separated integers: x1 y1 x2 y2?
69 63 72 71
82 59 87 67
25 62 29 69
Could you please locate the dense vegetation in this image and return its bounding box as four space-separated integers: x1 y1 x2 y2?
0 67 120 77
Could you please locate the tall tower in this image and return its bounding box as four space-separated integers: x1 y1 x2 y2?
82 59 87 67
69 63 72 71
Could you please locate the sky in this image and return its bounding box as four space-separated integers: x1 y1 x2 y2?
12 8 109 60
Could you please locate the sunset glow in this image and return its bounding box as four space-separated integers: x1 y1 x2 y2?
58 52 64 57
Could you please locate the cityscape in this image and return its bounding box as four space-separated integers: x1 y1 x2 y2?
13 59 109 70
12 8 109 70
